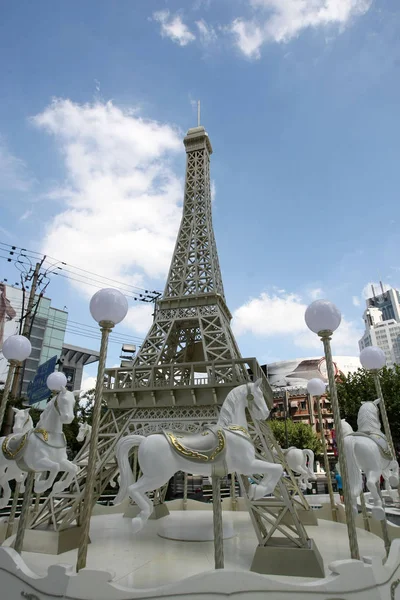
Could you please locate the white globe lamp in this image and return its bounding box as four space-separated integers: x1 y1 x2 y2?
89 288 128 325
77 287 128 571
47 371 67 391
307 378 326 397
2 335 32 362
360 346 386 371
305 300 341 335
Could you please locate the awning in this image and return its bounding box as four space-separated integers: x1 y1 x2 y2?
290 401 298 408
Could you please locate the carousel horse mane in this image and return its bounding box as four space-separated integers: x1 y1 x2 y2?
217 383 247 427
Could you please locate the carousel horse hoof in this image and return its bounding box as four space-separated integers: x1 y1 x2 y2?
371 506 385 521
247 484 256 500
53 481 66 493
131 517 144 533
34 481 48 494
389 475 399 488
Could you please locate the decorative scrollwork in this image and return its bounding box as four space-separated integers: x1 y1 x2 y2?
21 591 41 600
391 578 400 600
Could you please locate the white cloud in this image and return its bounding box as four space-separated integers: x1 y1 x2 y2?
352 295 361 306
20 208 33 221
32 98 183 306
0 136 33 191
80 374 96 393
196 19 217 44
153 10 196 46
124 303 155 336
309 287 324 300
228 0 373 58
232 290 362 354
229 19 265 59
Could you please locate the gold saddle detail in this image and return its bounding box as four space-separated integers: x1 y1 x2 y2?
163 426 226 462
2 432 29 461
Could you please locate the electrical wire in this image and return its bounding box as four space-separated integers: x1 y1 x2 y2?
0 241 163 299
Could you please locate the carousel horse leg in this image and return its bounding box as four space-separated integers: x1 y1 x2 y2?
0 477 12 510
367 470 385 521
127 474 169 533
246 460 283 501
33 458 60 494
53 460 79 493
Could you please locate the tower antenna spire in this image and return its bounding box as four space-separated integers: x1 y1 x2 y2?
197 100 201 127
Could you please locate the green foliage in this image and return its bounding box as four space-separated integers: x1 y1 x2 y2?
336 364 400 448
269 419 322 456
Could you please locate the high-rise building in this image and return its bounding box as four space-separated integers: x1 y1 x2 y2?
359 285 400 367
0 284 68 395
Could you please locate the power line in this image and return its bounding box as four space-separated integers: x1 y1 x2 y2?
0 241 163 300
0 300 144 348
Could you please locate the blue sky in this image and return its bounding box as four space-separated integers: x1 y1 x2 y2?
1 0 400 387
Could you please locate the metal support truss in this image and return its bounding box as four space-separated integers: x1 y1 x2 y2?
238 412 313 550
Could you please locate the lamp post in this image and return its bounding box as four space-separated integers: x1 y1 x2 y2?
76 288 128 571
307 378 337 522
14 370 67 554
0 335 32 430
359 346 394 456
305 300 360 560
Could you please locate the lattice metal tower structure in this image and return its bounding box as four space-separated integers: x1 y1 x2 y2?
26 124 323 577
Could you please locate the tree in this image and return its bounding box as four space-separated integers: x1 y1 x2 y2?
269 419 322 456
76 388 108 425
336 364 400 449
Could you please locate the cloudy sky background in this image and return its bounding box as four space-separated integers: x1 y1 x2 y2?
0 0 399 389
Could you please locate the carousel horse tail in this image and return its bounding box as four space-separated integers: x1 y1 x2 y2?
113 435 145 505
344 436 362 498
303 449 316 479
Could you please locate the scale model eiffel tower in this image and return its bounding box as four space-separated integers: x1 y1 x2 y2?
26 121 323 577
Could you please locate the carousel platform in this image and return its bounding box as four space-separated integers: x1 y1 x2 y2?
2 506 399 599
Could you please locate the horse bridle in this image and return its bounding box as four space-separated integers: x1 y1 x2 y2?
53 393 62 416
246 382 254 407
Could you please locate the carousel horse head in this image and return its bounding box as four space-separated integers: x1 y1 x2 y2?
357 399 382 433
46 386 79 425
11 407 32 433
77 421 92 442
341 418 353 437
245 378 268 420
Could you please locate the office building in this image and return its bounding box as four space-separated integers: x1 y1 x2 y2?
359 285 400 367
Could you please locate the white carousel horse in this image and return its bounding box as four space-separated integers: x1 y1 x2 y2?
77 421 92 443
76 422 120 488
342 399 399 520
0 408 34 505
114 379 284 533
0 387 80 504
282 447 316 491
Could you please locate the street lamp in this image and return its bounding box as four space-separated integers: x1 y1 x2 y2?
14 369 67 553
305 300 360 560
0 335 32 429
46 371 68 391
76 288 128 571
359 346 394 456
307 378 337 522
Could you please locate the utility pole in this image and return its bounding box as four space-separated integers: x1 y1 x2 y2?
3 261 43 434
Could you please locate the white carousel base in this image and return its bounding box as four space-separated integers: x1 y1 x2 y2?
3 511 386 589
157 511 236 541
